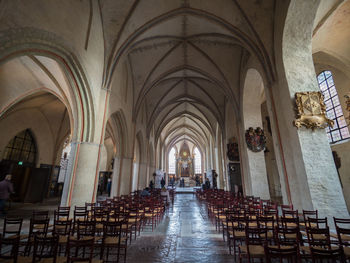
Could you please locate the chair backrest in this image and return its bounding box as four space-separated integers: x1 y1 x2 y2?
33 234 59 262
245 225 267 246
264 245 299 263
33 210 49 220
303 209 318 222
73 209 88 221
54 219 72 236
280 216 300 230
280 204 294 211
66 237 94 263
334 217 350 227
0 234 20 261
77 220 96 239
54 209 69 221
307 217 328 229
58 206 70 213
264 209 278 220
282 209 299 218
276 227 301 247
2 218 23 238
306 226 331 248
103 220 124 239
29 217 50 237
335 226 350 246
334 217 350 241
258 215 275 232
310 246 344 262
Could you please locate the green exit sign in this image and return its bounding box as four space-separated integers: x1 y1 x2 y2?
18 161 23 165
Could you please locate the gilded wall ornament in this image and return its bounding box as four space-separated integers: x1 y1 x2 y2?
293 91 334 130
245 127 266 152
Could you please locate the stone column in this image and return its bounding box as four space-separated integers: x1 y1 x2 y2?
110 156 121 197
119 157 133 195
62 142 100 208
138 162 147 189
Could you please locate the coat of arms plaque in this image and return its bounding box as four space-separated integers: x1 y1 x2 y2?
245 127 266 152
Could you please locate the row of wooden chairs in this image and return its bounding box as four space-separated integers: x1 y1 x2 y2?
197 189 350 262
1 190 171 262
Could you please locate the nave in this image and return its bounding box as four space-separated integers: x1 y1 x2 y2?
126 193 229 263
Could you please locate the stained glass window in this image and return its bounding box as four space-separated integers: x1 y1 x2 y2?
168 147 176 174
194 147 202 174
3 129 37 164
317 71 350 143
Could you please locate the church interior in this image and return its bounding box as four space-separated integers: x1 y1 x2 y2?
0 0 350 262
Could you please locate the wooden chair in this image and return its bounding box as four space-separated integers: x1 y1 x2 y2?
72 207 88 234
334 217 350 260
53 219 72 255
25 217 50 255
66 236 102 263
301 226 332 257
239 225 267 263
100 220 128 263
257 215 276 244
0 234 20 262
32 234 66 263
276 226 301 247
226 213 246 259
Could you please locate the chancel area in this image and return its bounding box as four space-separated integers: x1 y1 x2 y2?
0 0 350 262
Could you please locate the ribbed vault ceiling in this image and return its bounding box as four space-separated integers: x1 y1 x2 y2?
100 0 276 151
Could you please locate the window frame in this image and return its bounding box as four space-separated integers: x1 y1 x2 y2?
3 129 37 165
317 70 350 143
168 147 176 174
194 147 202 174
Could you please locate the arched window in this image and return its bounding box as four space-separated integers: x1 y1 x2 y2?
2 129 37 165
317 70 350 143
168 147 176 174
194 147 202 174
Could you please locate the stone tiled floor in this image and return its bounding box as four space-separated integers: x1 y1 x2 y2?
126 194 233 263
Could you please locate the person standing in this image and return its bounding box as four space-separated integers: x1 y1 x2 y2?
0 174 14 216
107 178 112 196
161 177 165 188
149 180 154 190
205 178 211 190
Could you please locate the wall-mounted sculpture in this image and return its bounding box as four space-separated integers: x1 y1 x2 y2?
293 91 333 130
245 127 266 152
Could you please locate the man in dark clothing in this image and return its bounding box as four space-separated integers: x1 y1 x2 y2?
0 174 14 216
205 178 211 190
149 180 154 190
161 177 165 188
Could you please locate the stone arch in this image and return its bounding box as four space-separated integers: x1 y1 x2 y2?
0 27 95 142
